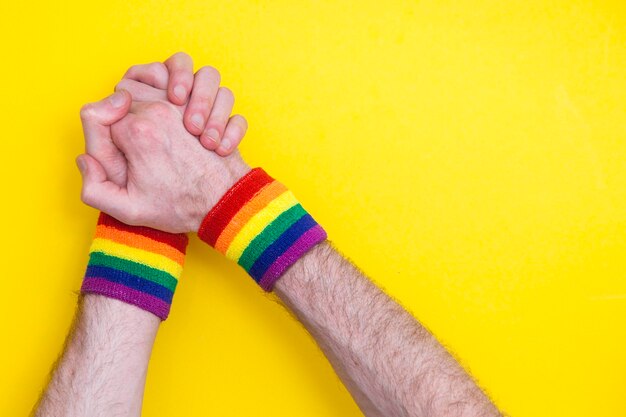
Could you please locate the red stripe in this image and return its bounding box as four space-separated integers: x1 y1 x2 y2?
97 213 189 253
198 168 274 247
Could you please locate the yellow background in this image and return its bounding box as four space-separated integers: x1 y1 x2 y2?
1 1 625 416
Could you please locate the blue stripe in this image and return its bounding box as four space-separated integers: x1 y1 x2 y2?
248 214 317 282
85 265 173 303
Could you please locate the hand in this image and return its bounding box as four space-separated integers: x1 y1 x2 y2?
81 54 246 191
77 93 250 233
117 52 248 155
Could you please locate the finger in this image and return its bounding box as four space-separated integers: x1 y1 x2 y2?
216 115 248 156
109 111 144 156
80 90 132 156
164 52 194 105
183 66 221 136
115 79 168 102
122 62 169 89
76 154 134 222
199 87 234 151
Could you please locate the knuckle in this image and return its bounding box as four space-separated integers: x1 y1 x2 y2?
148 61 168 76
79 103 95 121
114 78 131 92
128 118 155 137
219 86 233 100
80 186 94 206
124 64 141 76
144 101 172 118
198 65 221 83
233 114 248 129
169 51 193 72
172 51 190 60
124 63 168 86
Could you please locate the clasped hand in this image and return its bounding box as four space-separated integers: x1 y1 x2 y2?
76 52 250 233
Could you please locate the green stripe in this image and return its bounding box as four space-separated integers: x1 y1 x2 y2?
238 204 307 272
88 252 178 292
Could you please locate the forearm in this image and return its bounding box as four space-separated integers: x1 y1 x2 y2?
34 295 159 417
274 242 500 417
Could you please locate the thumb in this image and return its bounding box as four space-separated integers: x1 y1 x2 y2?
76 154 136 224
80 90 132 155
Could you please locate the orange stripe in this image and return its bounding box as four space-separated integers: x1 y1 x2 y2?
95 225 185 265
214 181 288 253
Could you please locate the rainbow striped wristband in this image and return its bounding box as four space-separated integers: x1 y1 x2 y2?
198 168 327 291
81 213 189 320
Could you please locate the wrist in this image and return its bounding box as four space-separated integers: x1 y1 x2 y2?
79 293 161 330
197 167 327 291
81 213 189 320
274 240 331 290
188 152 251 233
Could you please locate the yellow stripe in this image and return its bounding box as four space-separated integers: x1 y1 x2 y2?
225 191 299 261
89 238 183 278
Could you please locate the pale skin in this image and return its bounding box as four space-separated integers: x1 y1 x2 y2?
275 243 500 417
33 296 159 417
34 53 501 417
34 53 246 417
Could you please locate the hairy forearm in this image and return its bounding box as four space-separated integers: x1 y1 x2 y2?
274 242 500 417
33 295 159 417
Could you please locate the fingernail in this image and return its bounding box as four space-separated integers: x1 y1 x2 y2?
219 138 232 151
109 91 127 108
174 85 186 100
205 128 220 143
191 114 204 129
76 157 86 173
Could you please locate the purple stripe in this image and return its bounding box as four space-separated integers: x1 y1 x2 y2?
81 277 171 320
258 225 327 291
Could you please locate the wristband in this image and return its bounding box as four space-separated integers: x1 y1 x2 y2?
81 213 188 320
198 168 327 291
